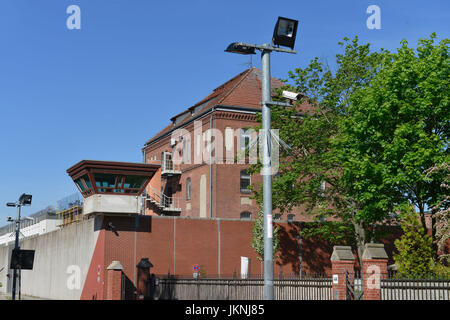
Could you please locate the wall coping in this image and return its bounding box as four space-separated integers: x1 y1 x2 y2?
362 243 388 260
331 246 355 261
107 260 124 270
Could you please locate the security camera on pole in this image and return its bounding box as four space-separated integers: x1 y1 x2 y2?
225 17 299 300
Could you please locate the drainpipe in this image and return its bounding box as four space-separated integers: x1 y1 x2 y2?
209 113 213 219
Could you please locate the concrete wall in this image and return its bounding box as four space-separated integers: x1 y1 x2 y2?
0 216 101 300
84 194 142 215
0 219 60 246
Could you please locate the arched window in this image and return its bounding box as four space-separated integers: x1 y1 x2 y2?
240 211 251 220
240 169 251 193
186 177 191 201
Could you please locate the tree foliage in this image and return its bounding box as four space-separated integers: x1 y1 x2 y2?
249 34 449 264
338 33 449 254
249 36 388 262
425 162 450 264
251 210 280 261
393 205 435 276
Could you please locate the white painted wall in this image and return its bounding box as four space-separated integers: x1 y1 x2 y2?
0 217 101 300
0 219 60 246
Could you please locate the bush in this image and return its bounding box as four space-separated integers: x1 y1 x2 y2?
393 205 435 276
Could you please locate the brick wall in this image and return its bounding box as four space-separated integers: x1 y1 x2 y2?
100 215 333 298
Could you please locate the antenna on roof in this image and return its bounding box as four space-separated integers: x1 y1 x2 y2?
238 55 253 69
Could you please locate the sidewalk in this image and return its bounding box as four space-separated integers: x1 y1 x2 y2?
0 292 50 300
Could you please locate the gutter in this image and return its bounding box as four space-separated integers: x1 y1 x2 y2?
209 114 213 219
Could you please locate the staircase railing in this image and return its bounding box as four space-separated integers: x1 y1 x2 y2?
147 185 180 212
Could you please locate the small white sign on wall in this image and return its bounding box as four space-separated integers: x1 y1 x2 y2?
333 274 339 284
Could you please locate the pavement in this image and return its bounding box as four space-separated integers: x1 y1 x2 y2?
0 292 50 300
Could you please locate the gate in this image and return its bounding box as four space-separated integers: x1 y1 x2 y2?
345 270 364 300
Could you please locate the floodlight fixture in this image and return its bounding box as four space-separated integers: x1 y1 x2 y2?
224 42 256 55
272 16 298 49
19 194 32 206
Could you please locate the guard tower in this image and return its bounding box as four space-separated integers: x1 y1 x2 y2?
67 160 160 216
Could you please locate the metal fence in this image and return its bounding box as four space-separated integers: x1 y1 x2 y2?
152 274 332 300
381 272 450 300
56 192 83 212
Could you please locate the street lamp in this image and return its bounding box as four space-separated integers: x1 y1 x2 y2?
225 16 298 300
6 193 32 300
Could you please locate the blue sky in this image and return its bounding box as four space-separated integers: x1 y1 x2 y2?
0 0 448 221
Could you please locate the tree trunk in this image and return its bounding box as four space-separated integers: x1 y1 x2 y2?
353 220 366 269
430 208 439 260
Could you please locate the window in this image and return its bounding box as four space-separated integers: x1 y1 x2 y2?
162 152 173 171
240 169 251 193
74 174 94 197
240 211 251 220
287 214 295 222
93 173 146 194
240 129 251 151
182 137 191 164
274 214 282 220
123 175 147 190
186 178 191 201
239 128 257 163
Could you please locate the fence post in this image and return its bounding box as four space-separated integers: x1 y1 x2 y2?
331 246 355 300
362 243 388 300
106 261 123 300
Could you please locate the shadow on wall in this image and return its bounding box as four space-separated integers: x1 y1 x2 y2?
276 222 332 275
377 225 403 266
122 273 137 300
94 215 153 234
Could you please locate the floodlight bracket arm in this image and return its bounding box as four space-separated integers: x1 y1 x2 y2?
240 42 297 54
226 42 297 55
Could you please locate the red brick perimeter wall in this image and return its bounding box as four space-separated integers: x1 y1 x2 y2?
99 215 335 298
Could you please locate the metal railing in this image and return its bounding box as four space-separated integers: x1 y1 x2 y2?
147 186 181 212
381 272 450 300
151 274 332 300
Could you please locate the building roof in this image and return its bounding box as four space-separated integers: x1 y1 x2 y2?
144 67 285 146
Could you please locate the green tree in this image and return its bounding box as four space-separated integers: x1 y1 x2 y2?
248 36 388 264
339 34 449 256
425 162 450 264
393 205 435 276
251 210 280 261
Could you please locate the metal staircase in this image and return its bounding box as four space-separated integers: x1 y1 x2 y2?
146 186 181 213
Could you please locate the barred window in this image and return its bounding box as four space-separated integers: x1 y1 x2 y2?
240 169 251 193
240 211 251 220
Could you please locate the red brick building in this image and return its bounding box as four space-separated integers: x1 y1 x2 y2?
142 67 313 221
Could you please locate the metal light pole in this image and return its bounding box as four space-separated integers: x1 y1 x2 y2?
260 45 275 299
225 17 298 300
12 204 21 300
6 193 32 300
225 17 298 299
